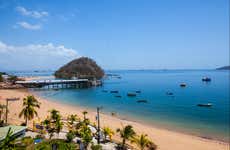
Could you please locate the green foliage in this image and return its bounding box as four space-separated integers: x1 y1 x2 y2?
66 131 75 143
42 109 63 139
20 136 34 147
67 114 79 131
19 95 40 126
91 144 102 150
8 75 18 83
131 134 156 150
0 74 3 82
103 127 114 142
82 110 88 120
34 139 78 150
79 124 92 149
117 125 136 150
0 127 17 150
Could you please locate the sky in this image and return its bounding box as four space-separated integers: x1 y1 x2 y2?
0 0 229 71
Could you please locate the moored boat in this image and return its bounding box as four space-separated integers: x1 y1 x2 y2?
180 83 186 87
197 103 212 107
115 95 122 98
127 93 136 97
202 77 211 82
137 100 148 103
110 90 119 93
166 92 173 95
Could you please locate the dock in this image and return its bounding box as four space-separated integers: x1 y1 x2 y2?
16 79 90 89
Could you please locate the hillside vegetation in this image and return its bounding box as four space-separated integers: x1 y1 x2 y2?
55 57 104 79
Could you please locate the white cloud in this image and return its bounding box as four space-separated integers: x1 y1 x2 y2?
16 6 48 19
17 22 41 30
0 41 79 70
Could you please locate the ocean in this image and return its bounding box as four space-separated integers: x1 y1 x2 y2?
13 70 230 141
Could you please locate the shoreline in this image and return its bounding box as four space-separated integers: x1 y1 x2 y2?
33 90 228 143
0 89 229 150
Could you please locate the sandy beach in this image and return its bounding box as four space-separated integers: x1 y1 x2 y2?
0 89 229 150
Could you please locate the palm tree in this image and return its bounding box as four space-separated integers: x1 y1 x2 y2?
82 111 88 120
19 95 40 126
79 124 92 149
49 109 61 121
43 109 63 139
67 114 79 131
131 134 155 150
117 125 136 150
0 127 17 149
103 127 114 142
55 119 63 137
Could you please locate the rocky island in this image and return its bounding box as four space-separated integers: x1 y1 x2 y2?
55 57 104 79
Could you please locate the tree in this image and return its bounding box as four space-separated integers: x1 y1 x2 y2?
0 127 17 150
43 109 63 139
66 131 75 143
0 74 3 82
67 114 79 131
117 125 136 150
102 127 114 142
131 134 156 150
82 111 88 120
19 95 40 126
79 124 92 149
8 75 18 84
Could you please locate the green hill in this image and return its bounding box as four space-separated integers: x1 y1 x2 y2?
55 57 104 79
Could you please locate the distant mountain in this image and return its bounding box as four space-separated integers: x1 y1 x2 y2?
216 66 230 70
55 57 104 79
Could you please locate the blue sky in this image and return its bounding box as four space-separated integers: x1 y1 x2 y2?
0 0 229 70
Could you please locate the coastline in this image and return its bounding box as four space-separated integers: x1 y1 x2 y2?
0 89 229 150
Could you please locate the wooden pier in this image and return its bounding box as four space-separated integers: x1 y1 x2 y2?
15 79 90 89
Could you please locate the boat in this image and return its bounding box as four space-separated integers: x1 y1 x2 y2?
110 90 119 93
202 77 211 82
135 90 141 93
102 90 108 93
136 100 148 103
166 92 173 95
180 83 186 87
197 103 212 107
115 95 122 98
127 93 136 97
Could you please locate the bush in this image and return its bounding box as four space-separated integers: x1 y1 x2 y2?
20 136 33 146
0 74 3 82
66 131 75 143
35 139 78 150
91 144 102 150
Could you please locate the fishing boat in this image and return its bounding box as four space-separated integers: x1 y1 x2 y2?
197 103 212 107
137 100 148 103
110 90 119 93
127 93 136 97
166 92 173 95
202 77 211 82
135 90 141 93
115 95 122 98
180 83 186 87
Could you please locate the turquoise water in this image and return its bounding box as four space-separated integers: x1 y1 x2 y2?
32 70 229 141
